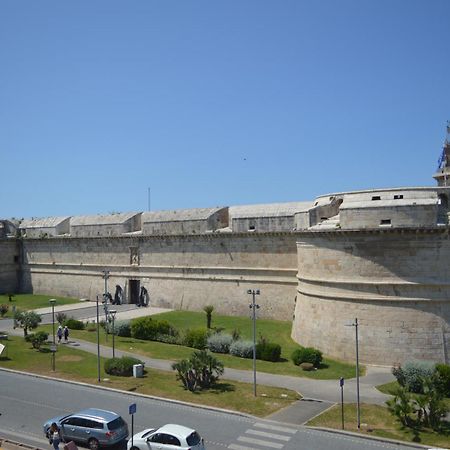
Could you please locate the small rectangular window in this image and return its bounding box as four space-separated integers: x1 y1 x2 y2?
394 194 403 200
248 225 255 231
380 219 391 225
371 196 381 201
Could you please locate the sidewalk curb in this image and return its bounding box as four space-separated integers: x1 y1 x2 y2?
308 426 447 449
0 367 255 421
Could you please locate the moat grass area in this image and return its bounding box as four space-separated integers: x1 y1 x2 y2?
307 403 450 449
377 380 450 409
0 335 300 417
44 310 359 380
0 294 79 318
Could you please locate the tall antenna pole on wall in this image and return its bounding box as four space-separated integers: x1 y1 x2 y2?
148 187 151 211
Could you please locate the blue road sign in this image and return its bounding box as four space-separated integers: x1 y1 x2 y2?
129 403 137 415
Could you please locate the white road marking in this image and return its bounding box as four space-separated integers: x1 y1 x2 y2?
228 444 259 450
253 422 297 434
245 429 291 441
237 436 284 449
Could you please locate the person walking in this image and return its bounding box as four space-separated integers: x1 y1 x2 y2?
63 325 69 343
49 422 61 450
57 326 63 344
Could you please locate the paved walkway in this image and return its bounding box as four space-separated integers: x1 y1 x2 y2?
1 301 395 425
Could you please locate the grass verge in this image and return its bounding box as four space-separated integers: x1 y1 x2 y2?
307 403 450 449
54 309 359 380
0 294 80 318
0 335 300 417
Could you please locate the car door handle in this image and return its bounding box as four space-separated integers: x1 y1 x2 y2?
70 428 75 432
85 431 90 434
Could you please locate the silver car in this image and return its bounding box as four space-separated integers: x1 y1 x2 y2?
127 424 205 450
43 408 129 450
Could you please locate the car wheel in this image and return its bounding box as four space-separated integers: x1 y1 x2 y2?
88 438 100 450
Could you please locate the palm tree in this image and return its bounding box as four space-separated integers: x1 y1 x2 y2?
203 305 214 329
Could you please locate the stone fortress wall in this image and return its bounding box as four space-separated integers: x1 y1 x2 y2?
20 233 298 320
1 134 450 365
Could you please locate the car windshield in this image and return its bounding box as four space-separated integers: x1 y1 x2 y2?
186 431 201 446
107 417 125 431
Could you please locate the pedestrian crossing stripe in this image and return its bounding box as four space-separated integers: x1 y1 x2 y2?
237 436 284 449
253 422 297 434
245 429 291 441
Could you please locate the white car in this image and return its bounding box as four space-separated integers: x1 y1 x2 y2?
128 424 205 450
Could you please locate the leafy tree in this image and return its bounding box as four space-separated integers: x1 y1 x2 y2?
14 310 42 337
203 305 214 329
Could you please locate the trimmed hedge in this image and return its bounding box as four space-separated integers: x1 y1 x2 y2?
114 320 131 337
229 340 253 358
182 328 209 349
104 356 144 376
207 333 233 354
131 317 177 341
291 346 323 368
64 318 85 330
256 342 281 362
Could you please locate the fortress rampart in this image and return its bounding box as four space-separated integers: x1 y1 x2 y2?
20 233 298 320
292 228 450 365
0 239 19 293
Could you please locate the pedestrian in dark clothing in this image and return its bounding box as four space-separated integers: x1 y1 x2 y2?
57 326 63 344
63 326 69 342
49 422 61 450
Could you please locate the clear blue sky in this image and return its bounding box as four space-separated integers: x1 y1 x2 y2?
1 0 449 218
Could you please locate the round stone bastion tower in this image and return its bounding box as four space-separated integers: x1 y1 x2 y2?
292 135 450 365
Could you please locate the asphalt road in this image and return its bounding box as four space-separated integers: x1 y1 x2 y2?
0 370 420 450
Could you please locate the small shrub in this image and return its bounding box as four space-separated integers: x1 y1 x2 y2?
25 331 49 350
231 328 241 341
183 328 209 349
291 346 323 368
435 363 450 397
402 360 435 393
104 356 144 376
0 304 9 317
300 362 314 371
64 318 85 330
155 334 180 345
256 342 281 362
207 333 233 354
392 365 405 386
85 322 97 332
230 340 254 358
56 312 67 325
114 320 131 337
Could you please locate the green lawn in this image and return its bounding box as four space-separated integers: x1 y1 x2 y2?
44 309 359 380
307 403 450 449
0 335 300 417
0 294 80 318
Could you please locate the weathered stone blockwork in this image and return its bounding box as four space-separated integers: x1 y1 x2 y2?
0 240 19 293
20 233 298 320
292 230 450 365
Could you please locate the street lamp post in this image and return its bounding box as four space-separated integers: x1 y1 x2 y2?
96 295 101 382
247 289 260 397
109 309 117 359
345 318 360 429
49 299 56 371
